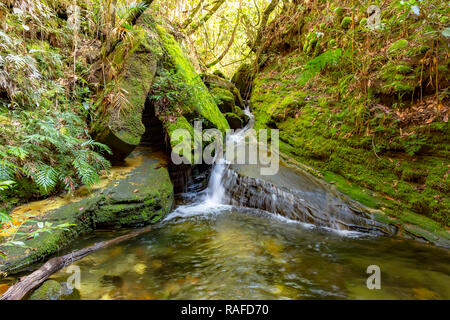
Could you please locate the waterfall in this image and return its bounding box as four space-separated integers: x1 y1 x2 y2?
164 106 396 236
205 158 227 204
205 106 255 205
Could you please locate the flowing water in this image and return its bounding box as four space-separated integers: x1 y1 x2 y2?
6 108 450 300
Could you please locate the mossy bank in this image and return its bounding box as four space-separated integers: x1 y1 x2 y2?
0 148 174 275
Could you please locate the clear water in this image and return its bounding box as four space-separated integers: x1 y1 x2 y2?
6 107 449 300
47 200 449 300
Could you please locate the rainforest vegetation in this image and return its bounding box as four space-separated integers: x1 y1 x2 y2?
0 0 449 299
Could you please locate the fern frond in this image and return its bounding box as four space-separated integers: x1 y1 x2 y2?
0 159 17 180
7 146 29 160
34 164 59 192
73 157 99 187
81 140 113 155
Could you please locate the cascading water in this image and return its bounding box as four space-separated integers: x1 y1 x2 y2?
165 106 395 236
34 109 450 301
205 106 255 205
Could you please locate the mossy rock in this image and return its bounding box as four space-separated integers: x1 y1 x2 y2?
202 73 245 109
155 25 229 134
233 105 249 125
30 280 62 300
91 16 161 161
231 63 254 100
0 148 174 275
92 16 229 162
225 112 244 130
213 70 227 79
211 87 235 113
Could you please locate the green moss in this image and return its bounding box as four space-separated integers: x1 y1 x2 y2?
211 87 235 113
213 70 227 79
231 63 254 100
30 280 62 300
387 39 409 55
250 50 449 242
155 24 229 132
91 20 160 159
341 17 352 29
224 112 243 129
0 149 174 275
396 64 412 74
359 18 367 27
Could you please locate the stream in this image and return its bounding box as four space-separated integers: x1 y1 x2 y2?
5 108 450 300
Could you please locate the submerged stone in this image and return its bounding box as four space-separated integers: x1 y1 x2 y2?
30 280 62 300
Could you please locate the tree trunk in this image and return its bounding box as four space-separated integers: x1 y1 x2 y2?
0 225 153 300
252 0 280 51
181 0 205 29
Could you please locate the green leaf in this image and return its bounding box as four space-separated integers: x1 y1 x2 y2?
0 211 12 225
34 165 59 192
7 146 29 160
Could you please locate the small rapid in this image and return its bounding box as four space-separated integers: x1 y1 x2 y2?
164 106 256 221
165 106 394 236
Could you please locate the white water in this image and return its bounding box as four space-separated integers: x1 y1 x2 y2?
163 107 365 239
164 106 255 220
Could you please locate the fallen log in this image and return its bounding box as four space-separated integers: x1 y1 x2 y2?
0 225 152 300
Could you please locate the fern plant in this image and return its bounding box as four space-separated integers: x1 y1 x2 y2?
296 48 344 86
0 109 112 196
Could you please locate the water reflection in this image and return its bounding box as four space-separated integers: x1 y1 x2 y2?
47 208 449 300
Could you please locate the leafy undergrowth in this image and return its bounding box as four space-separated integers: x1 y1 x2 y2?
0 1 114 212
250 0 449 227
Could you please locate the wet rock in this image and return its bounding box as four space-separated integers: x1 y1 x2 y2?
0 148 174 275
202 73 245 109
211 88 235 113
222 164 398 235
30 280 62 300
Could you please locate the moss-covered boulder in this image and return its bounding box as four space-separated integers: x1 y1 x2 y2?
211 87 235 113
231 63 254 101
202 73 245 109
30 280 62 300
92 15 229 162
0 147 174 275
213 69 227 79
91 16 161 161
155 25 229 132
225 112 243 130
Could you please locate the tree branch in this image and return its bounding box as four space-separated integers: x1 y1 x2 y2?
181 0 206 29
206 0 243 68
0 225 153 300
186 0 226 36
